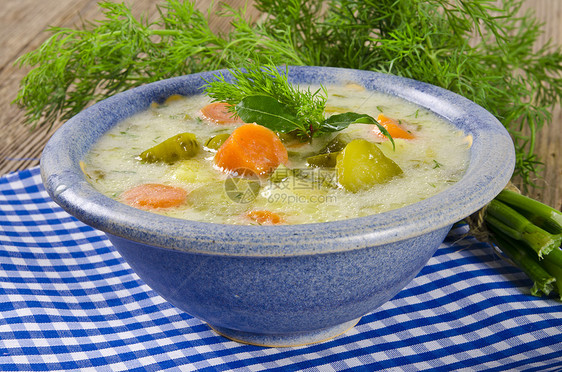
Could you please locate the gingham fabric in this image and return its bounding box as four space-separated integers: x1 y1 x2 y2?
1 167 561 371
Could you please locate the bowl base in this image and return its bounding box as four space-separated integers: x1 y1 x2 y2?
208 318 361 347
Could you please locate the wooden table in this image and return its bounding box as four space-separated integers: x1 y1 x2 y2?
1 0 560 210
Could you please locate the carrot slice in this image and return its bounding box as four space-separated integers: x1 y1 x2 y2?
246 210 284 225
214 123 289 176
121 183 187 209
375 113 415 140
201 102 244 125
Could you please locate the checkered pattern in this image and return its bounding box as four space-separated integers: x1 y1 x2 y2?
1 167 561 371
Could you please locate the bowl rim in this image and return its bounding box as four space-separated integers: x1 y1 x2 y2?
40 66 515 256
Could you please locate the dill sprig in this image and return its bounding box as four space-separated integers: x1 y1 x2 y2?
13 0 562 186
204 64 327 139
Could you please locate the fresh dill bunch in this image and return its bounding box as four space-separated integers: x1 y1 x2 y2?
13 0 303 130
13 0 562 186
254 0 562 187
204 63 327 138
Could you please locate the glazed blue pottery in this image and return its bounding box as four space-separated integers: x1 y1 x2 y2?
41 66 515 347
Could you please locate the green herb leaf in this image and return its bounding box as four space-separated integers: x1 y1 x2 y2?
323 112 366 132
235 95 305 133
350 115 396 150
323 112 395 149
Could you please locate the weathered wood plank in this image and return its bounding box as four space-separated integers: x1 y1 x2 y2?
513 0 562 210
0 0 99 173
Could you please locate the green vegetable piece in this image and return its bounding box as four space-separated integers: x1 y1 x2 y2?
139 133 199 164
336 139 403 192
169 159 215 184
276 131 301 144
495 189 562 234
269 164 293 183
538 254 562 301
187 181 259 215
485 199 562 259
204 133 230 150
321 133 351 154
306 152 340 168
489 226 555 297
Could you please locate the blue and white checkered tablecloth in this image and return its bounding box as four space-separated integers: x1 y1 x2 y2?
1 167 561 371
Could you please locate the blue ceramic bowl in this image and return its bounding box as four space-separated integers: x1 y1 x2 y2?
41 66 515 347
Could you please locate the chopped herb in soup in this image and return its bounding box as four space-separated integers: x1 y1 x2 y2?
83 83 470 225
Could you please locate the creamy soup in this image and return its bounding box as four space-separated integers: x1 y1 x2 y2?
82 83 470 225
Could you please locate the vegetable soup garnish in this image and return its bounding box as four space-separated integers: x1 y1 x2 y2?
204 65 395 146
83 80 470 225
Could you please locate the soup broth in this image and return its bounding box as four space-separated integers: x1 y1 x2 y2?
83 83 470 225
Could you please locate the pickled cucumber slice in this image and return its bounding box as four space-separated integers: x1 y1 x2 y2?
204 133 230 150
139 133 199 163
269 164 293 183
321 133 351 154
306 152 340 168
336 139 403 192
